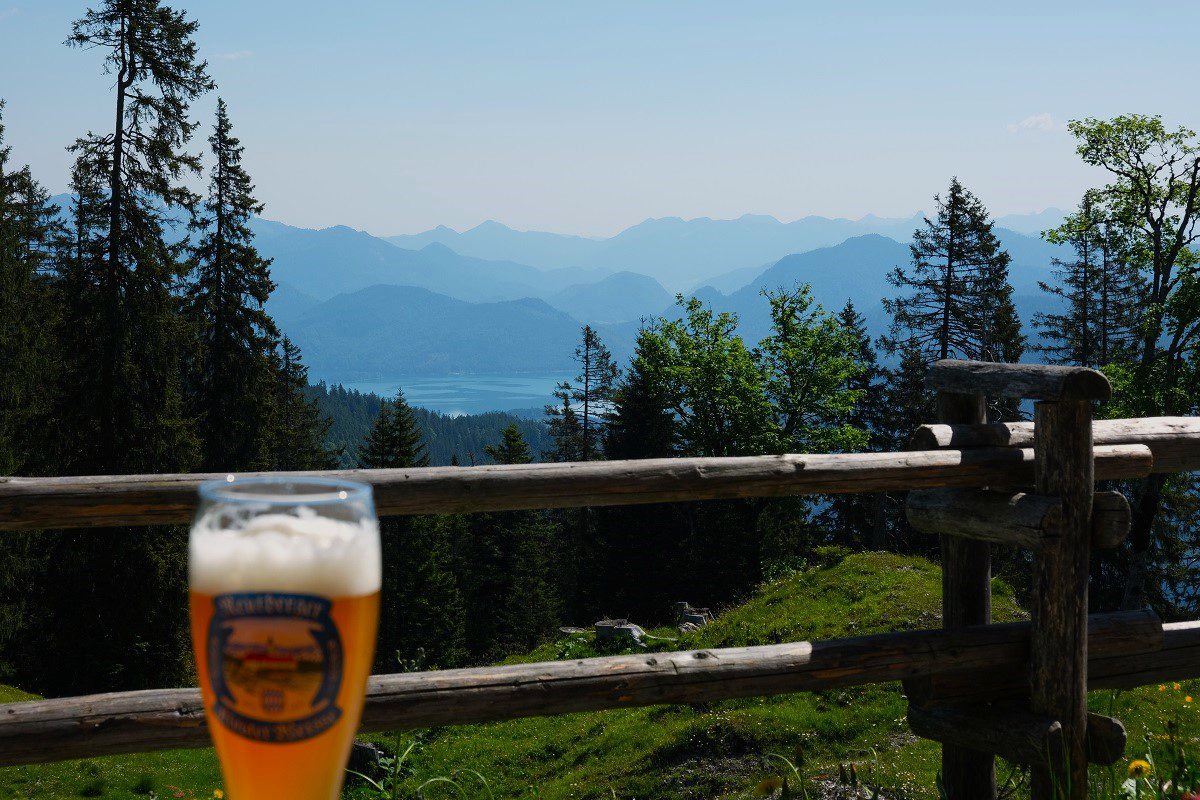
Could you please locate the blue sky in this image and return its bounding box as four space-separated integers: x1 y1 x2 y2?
1 1 1196 236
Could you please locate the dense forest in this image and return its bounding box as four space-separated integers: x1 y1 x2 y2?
309 382 554 468
1 0 1198 700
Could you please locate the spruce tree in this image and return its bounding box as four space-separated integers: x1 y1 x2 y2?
875 339 937 553
184 98 279 470
456 426 559 659
485 424 533 465
62 0 213 474
818 301 888 548
1035 193 1140 368
590 331 686 619
544 326 619 462
0 101 62 475
267 337 337 470
882 178 1017 364
360 389 429 469
31 1 213 696
544 386 583 462
360 391 464 669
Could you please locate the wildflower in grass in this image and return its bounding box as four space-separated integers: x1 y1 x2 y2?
213 792 224 799
1160 685 1167 691
1175 683 1182 690
1189 696 1195 703
1128 759 1152 778
754 776 785 796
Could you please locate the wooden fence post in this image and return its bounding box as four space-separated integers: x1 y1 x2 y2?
1031 400 1094 799
935 390 995 800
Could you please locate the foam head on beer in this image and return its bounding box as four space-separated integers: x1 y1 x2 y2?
190 504 381 597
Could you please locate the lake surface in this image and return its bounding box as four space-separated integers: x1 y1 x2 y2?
336 374 567 417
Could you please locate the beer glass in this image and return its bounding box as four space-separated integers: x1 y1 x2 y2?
189 477 381 800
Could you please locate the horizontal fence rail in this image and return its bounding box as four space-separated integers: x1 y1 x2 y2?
0 610 1169 767
911 417 1200 475
0 444 1156 531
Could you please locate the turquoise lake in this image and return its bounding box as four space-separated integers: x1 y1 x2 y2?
334 374 567 417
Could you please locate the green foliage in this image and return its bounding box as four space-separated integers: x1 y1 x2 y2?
1066 114 1200 611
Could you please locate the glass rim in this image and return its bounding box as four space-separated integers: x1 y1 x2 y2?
197 475 374 506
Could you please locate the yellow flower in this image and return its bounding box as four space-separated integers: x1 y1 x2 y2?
1188 696 1194 703
1128 759 1152 779
213 792 224 800
1160 684 1167 691
1175 683 1182 690
753 776 785 797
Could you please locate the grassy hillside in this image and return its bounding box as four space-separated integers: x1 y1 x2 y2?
1 552 1196 799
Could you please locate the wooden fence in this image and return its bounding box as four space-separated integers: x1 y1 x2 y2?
2 360 1200 800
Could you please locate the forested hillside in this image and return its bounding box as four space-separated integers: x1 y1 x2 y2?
309 382 553 467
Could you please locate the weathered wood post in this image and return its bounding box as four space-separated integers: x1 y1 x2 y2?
935 389 994 799
1030 398 1099 798
907 360 1119 800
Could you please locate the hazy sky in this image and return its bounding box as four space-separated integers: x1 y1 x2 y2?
1 1 1196 237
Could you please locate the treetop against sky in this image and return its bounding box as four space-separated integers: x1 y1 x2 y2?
1 0 1196 236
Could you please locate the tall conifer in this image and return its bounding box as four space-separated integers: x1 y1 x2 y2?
360 390 464 669
1036 193 1141 368
882 178 1017 364
184 98 278 470
32 1 213 696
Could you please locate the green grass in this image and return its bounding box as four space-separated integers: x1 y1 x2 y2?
354 551 1030 799
2 551 1196 799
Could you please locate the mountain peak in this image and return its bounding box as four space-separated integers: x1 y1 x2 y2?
420 242 457 255
467 220 514 234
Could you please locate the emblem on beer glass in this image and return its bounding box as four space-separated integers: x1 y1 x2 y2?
190 477 381 800
207 592 344 743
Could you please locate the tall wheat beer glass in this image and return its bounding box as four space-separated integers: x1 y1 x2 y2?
189 477 381 800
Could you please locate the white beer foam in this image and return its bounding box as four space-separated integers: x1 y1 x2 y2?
190 509 381 597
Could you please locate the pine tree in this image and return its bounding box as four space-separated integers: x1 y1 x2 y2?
818 301 888 548
268 337 336 470
1036 193 1141 368
359 392 463 670
184 98 278 470
456 426 560 659
604 331 677 461
486 424 533 465
882 178 1017 364
0 101 62 475
874 339 937 553
544 385 583 462
545 326 619 462
31 1 213 696
61 0 213 474
591 332 685 619
360 389 429 469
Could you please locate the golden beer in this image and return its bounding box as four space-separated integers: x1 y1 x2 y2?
189 478 381 800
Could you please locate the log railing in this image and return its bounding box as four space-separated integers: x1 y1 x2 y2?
0 360 1198 800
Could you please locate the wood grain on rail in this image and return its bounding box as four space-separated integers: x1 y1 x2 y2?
926 360 1112 401
0 610 1165 766
0 445 1154 531
910 417 1200 475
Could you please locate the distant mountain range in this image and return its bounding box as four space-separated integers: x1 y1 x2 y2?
271 283 634 379
387 209 1066 291
45 193 1069 387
